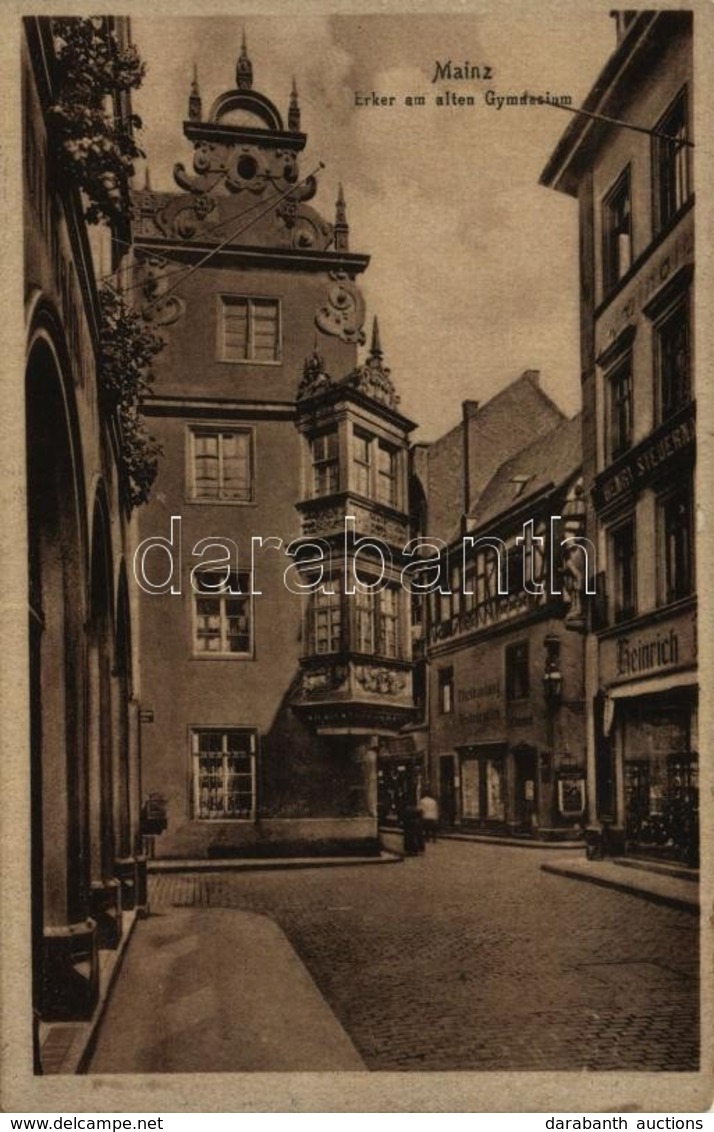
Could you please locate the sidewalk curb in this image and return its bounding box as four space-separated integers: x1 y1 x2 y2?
147 849 403 874
541 860 699 914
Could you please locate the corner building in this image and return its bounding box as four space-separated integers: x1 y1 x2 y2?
542 11 697 864
133 43 414 857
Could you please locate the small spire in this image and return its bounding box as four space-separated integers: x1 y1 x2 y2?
188 62 202 120
334 182 349 251
288 76 301 131
369 316 383 360
144 164 152 192
236 29 253 89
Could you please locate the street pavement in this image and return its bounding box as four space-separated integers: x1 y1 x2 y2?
92 835 699 1073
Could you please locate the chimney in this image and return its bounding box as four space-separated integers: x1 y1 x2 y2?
462 400 480 515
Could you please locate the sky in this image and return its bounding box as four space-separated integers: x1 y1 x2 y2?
131 8 616 440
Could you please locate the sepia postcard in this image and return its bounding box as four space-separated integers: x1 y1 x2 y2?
2 0 713 1115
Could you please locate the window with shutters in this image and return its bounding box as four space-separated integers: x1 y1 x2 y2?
189 427 254 502
192 728 257 820
219 295 281 363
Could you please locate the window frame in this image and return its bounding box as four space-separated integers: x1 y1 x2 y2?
610 516 637 624
657 481 694 607
606 353 634 463
505 641 529 703
438 667 454 714
601 166 632 296
310 585 344 655
187 425 255 504
350 425 402 508
654 292 691 425
311 426 340 498
652 87 691 235
191 727 257 821
218 294 282 365
192 569 254 659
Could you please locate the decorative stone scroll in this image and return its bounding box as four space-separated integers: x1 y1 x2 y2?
137 254 185 328
315 271 366 345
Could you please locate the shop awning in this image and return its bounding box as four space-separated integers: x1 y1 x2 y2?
603 670 697 736
607 670 697 699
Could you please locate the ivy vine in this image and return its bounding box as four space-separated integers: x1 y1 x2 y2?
49 17 146 225
98 285 164 509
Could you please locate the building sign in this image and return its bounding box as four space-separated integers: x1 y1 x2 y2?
600 606 696 687
616 629 679 678
457 681 502 728
593 406 695 510
558 776 585 815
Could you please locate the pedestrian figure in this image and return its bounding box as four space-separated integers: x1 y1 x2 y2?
402 803 424 855
419 789 439 842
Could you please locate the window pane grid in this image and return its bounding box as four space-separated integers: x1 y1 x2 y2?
221 297 280 363
192 430 253 502
194 730 256 820
194 573 252 655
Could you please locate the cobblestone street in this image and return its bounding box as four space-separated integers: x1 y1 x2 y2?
147 836 699 1072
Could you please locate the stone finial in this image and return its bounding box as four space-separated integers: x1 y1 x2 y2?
288 77 301 131
341 317 401 411
369 316 383 359
334 183 349 251
188 62 202 121
236 30 253 90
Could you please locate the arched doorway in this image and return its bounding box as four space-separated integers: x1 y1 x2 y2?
26 324 94 1019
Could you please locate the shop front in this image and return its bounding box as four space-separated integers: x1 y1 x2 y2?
429 624 586 840
599 603 698 865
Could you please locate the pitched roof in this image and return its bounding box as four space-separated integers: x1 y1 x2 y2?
425 370 567 544
467 412 582 532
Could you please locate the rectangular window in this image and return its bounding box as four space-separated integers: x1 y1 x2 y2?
220 296 281 363
377 442 398 507
607 356 633 461
602 169 632 294
312 428 339 497
659 484 694 605
312 586 343 654
351 428 400 504
352 429 372 498
192 728 256 820
190 428 253 502
653 89 690 232
505 642 529 702
611 519 637 623
354 588 375 653
193 571 252 656
378 587 400 658
656 296 691 423
438 667 454 714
